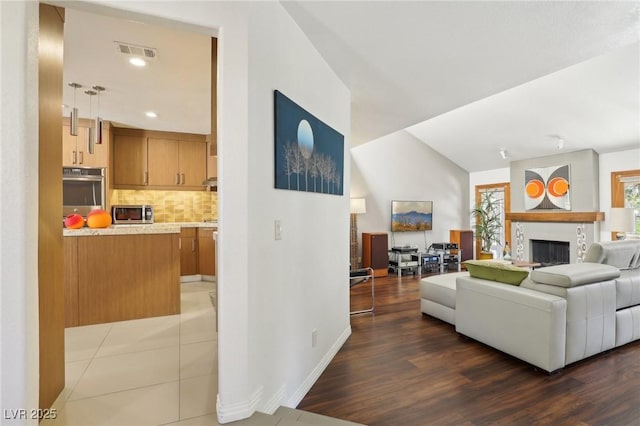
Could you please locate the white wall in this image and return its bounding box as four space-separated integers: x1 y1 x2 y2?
351 130 468 251
1 2 40 422
469 149 640 244
468 167 510 223
247 1 351 412
4 1 349 424
599 148 640 240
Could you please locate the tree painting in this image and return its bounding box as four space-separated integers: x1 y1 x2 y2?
274 90 344 195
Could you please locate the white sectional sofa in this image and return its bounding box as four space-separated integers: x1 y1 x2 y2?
420 240 640 373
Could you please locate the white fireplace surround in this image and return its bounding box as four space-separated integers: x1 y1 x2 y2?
512 221 599 264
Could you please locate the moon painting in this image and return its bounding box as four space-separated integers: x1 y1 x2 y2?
274 90 344 195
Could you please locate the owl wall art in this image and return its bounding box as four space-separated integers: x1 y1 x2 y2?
524 164 571 210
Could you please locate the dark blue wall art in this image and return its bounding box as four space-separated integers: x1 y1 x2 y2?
274 90 344 195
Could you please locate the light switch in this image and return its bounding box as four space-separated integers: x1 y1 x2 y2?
274 219 282 240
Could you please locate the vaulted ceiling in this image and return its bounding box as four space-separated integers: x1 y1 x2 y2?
63 2 640 173
283 1 640 171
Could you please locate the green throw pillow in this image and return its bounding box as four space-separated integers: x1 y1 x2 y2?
463 260 529 285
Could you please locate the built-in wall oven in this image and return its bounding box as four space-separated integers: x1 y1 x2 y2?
62 167 105 217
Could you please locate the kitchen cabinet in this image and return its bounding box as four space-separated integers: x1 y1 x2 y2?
62 117 108 167
198 227 216 276
113 132 147 186
112 127 206 190
64 233 180 326
180 227 198 276
147 138 207 187
64 221 79 328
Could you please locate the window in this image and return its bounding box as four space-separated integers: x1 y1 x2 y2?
611 170 640 238
622 176 640 233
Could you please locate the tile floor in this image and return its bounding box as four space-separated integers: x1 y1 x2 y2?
42 281 361 426
43 281 218 426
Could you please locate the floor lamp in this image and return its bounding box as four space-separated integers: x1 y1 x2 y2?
610 207 636 240
350 198 367 269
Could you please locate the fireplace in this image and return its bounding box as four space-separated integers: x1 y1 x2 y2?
531 239 570 266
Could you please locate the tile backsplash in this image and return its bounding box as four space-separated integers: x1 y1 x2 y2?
111 190 217 223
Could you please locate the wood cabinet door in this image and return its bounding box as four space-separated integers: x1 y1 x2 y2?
64 237 79 327
113 134 147 186
148 137 180 186
62 125 91 166
198 227 216 276
62 124 79 166
180 228 198 276
179 140 207 187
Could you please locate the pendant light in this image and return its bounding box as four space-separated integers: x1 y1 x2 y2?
84 89 96 154
92 85 105 144
68 82 82 136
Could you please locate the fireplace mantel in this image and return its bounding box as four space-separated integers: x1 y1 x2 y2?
506 212 604 223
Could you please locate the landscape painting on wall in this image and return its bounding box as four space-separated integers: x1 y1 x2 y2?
525 164 571 210
391 200 433 232
274 90 344 195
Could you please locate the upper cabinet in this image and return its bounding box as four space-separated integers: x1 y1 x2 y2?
112 131 147 186
62 117 109 168
112 127 207 190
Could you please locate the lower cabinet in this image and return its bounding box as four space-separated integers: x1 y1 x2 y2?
180 228 198 276
180 226 217 278
64 237 79 327
64 233 180 327
198 227 216 276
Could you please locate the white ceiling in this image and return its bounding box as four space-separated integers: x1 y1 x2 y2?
64 2 640 172
63 8 211 135
283 1 640 171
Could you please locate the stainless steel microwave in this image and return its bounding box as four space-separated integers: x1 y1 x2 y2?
111 205 154 224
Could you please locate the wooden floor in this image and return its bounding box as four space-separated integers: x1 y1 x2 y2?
298 271 640 426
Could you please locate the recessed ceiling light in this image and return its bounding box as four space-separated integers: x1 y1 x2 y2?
129 57 147 67
145 111 157 118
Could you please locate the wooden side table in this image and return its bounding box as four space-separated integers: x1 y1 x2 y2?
511 261 541 270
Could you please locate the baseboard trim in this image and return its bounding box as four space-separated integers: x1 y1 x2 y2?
216 385 263 424
260 383 287 414
180 274 216 283
284 325 352 407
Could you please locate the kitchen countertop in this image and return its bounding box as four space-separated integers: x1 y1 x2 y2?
174 221 218 228
63 221 218 237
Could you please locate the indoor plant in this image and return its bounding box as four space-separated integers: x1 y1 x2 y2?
471 190 503 259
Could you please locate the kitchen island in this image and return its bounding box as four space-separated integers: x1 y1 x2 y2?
63 224 182 327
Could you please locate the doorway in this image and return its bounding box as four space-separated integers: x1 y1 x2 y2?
41 4 219 416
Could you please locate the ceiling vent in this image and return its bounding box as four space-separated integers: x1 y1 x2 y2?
115 42 157 59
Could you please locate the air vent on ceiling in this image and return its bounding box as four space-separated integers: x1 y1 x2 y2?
115 42 157 59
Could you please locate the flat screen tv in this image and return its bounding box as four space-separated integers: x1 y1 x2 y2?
391 200 433 232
